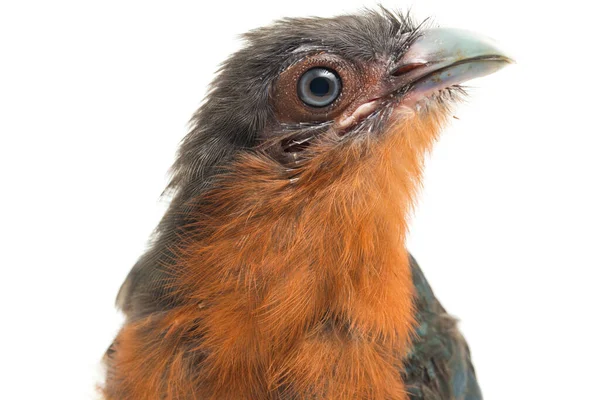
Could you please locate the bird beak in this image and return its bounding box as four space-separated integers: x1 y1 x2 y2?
391 28 514 106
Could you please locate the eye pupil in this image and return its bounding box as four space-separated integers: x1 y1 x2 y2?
298 68 341 107
309 77 331 97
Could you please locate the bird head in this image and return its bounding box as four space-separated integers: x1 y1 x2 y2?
171 9 511 218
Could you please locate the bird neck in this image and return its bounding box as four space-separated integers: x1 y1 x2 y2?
169 108 446 398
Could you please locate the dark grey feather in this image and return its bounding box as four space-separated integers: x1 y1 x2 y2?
404 255 483 400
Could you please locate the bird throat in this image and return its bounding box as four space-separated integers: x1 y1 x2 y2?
108 107 448 399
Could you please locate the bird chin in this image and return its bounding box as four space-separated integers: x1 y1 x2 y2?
333 87 459 136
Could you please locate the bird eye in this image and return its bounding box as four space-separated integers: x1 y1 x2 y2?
272 55 360 123
297 68 342 107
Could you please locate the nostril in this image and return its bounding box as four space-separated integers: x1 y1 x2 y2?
391 62 427 76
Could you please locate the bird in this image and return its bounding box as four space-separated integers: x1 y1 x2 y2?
102 8 512 400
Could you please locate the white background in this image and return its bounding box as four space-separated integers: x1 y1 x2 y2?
1 1 598 399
